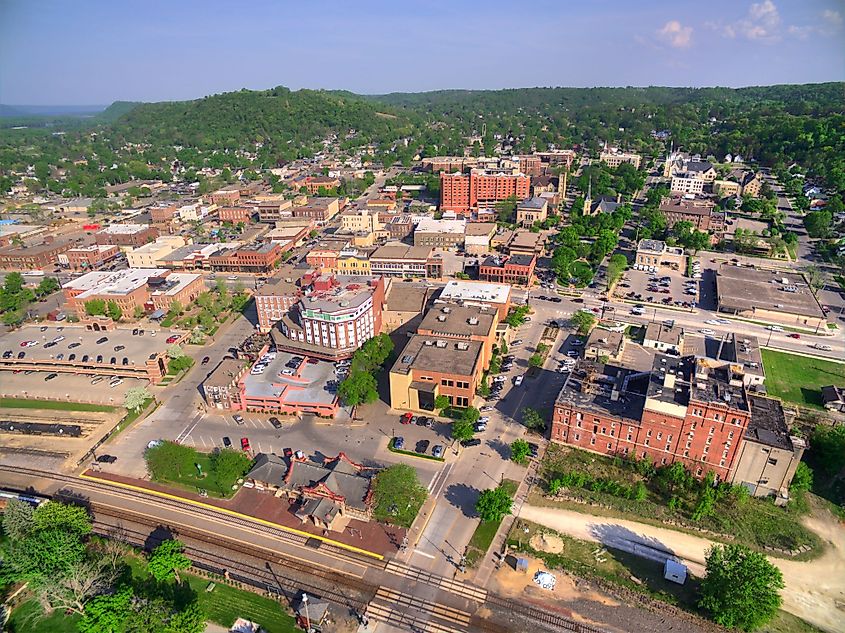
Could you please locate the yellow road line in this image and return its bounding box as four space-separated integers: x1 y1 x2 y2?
79 473 384 560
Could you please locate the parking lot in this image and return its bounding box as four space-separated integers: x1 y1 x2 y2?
239 350 338 413
614 267 698 310
0 370 147 405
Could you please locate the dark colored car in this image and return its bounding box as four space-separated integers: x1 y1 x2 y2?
528 442 540 458
416 439 431 454
202 356 210 365
96 454 117 463
269 417 282 429
44 373 58 381
96 337 108 344
114 345 125 352
461 438 482 447
17 351 25 359
69 342 81 349
393 436 405 450
222 436 232 448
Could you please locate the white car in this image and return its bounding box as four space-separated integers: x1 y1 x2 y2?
813 344 832 351
281 369 295 376
478 416 490 424
715 319 731 325
492 375 507 383
514 376 524 386
566 350 578 357
108 379 123 388
704 319 720 325
51 336 65 343
699 329 716 336
767 325 784 332
480 405 494 412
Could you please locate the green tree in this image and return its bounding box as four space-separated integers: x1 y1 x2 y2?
371 464 427 527
35 276 60 297
434 394 450 411
145 441 198 481
355 333 394 371
789 462 813 494
570 310 596 335
1 498 34 541
451 418 476 442
804 210 831 238
810 425 845 477
79 586 134 633
32 500 93 536
510 439 530 464
106 300 122 321
166 343 185 359
528 353 543 368
698 544 784 631
522 407 546 432
209 448 252 490
337 371 378 406
84 299 107 316
147 538 191 583
475 485 514 522
123 386 152 412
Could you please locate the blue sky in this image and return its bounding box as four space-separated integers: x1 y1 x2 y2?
1 0 843 104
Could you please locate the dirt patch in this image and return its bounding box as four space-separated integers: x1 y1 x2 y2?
530 531 564 554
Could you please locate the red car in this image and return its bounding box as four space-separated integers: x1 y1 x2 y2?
166 335 180 344
400 412 413 425
240 437 251 452
788 333 801 339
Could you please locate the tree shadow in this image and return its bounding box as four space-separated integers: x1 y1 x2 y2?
588 522 675 562
143 524 176 553
443 482 480 518
486 437 511 460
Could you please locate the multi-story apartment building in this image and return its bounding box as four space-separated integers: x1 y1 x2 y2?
333 247 374 277
63 268 204 315
390 303 498 412
149 205 178 224
217 206 254 223
551 353 759 482
305 238 350 270
304 176 341 195
274 274 385 360
292 197 341 224
478 254 536 286
440 169 531 213
208 187 241 205
125 236 188 269
670 173 706 195
438 280 512 320
384 214 414 240
207 243 283 274
254 265 305 332
413 218 466 248
94 224 159 247
257 197 295 222
599 149 642 170
340 207 382 234
659 197 724 234
369 243 442 278
63 245 120 271
0 238 74 270
201 358 247 410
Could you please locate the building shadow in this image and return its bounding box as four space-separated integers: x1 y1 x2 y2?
588 522 675 562
443 482 480 518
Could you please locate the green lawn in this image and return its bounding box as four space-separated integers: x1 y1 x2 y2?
761 349 845 409
464 479 518 566
151 453 239 498
0 397 116 412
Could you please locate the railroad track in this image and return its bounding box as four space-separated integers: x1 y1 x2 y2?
4 465 608 633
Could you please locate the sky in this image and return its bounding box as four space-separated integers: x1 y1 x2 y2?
1 0 843 105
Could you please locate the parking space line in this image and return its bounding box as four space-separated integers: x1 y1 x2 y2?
199 436 207 448
257 442 263 453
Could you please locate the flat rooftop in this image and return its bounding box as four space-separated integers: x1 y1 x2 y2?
556 361 647 422
241 350 337 406
419 303 496 338
63 268 169 298
371 243 433 261
98 223 151 235
716 264 825 319
644 322 684 346
392 335 482 378
481 254 534 268
415 218 466 234
746 394 793 451
301 276 379 314
439 280 511 304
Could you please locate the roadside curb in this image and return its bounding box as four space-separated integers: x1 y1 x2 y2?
78 472 385 560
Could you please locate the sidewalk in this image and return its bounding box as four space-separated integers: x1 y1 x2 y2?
472 458 539 586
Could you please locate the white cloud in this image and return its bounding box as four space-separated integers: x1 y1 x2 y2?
822 9 843 26
657 20 693 48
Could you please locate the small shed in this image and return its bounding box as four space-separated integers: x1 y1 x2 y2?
663 558 688 585
515 557 530 573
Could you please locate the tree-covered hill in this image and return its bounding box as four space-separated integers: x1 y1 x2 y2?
107 86 416 154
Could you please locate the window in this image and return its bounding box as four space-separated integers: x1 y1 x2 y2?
574 433 580 441
767 457 778 466
607 442 612 450
646 430 652 437
728 430 734 439
644 439 650 446
590 437 596 446
657 432 662 440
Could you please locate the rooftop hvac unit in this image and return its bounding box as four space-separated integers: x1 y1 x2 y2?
424 340 434 346
468 317 479 325
436 340 447 348
437 315 446 322
456 342 469 350
442 307 451 313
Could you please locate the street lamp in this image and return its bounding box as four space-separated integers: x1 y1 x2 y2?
301 592 311 633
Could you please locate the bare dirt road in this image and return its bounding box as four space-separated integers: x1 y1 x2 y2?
519 504 845 633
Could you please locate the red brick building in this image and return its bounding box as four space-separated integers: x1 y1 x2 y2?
95 224 159 247
292 197 341 223
254 266 305 332
208 188 241 205
478 254 536 286
149 205 177 224
217 206 254 223
0 238 73 271
66 245 120 271
551 355 753 481
440 170 531 213
208 243 282 274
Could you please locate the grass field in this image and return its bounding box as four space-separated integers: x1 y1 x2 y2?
151 452 238 498
464 479 518 566
0 397 116 412
5 601 81 633
761 349 845 409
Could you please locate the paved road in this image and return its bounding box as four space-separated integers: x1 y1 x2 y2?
519 504 845 633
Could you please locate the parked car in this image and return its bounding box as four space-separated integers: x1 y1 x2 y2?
68 342 81 349
514 375 524 386
114 345 125 352
201 356 210 365
233 414 244 425
222 436 232 448
461 438 481 447
166 335 180 344
432 445 444 458
393 436 405 450
400 412 413 424
96 454 117 464
528 443 540 458
699 329 716 336
240 437 251 451
109 378 123 388
416 439 430 454
269 417 282 429
44 373 58 381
